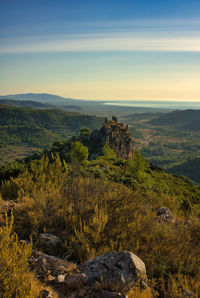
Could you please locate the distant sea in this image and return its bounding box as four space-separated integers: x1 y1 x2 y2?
104 101 200 110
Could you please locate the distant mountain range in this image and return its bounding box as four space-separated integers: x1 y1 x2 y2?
0 93 85 112
0 93 76 105
0 93 174 118
148 109 200 131
0 99 55 109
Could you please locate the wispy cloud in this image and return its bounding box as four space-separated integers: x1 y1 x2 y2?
1 35 200 54
1 19 200 54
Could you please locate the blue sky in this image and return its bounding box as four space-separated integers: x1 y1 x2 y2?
1 0 200 100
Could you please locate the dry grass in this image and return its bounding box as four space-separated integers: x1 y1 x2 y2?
0 145 41 164
127 287 153 298
30 272 59 298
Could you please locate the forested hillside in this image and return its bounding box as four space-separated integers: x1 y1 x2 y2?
148 109 200 130
0 104 103 149
0 99 55 109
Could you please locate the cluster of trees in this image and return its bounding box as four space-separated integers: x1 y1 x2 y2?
0 140 200 296
0 105 103 149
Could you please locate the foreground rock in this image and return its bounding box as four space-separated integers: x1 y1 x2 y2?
30 250 147 297
29 250 72 281
39 233 62 255
77 251 147 293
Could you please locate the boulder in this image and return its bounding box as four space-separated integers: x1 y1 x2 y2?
78 251 146 292
39 233 62 254
63 251 147 297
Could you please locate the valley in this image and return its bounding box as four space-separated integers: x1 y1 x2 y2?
1 95 199 183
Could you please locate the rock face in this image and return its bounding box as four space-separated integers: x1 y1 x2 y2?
30 250 147 297
89 117 134 159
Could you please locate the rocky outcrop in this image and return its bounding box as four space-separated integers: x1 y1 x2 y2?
156 207 174 223
30 250 147 297
29 250 72 281
89 117 134 159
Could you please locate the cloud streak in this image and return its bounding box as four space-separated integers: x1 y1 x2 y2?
1 34 200 54
1 19 200 54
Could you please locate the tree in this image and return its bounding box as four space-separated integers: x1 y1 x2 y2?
102 144 117 161
127 150 150 183
80 128 91 136
70 141 89 165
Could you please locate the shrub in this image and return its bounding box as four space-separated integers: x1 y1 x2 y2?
0 214 32 298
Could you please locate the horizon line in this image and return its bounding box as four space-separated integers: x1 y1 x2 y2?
1 92 200 103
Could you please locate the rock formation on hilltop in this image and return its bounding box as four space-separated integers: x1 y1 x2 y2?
86 116 134 159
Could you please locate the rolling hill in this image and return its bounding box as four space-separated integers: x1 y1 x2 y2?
0 104 103 152
148 109 200 130
167 157 200 183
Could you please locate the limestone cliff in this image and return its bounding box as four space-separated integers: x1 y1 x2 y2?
88 116 134 159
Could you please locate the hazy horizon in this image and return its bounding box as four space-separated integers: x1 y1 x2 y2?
1 92 200 105
1 0 200 101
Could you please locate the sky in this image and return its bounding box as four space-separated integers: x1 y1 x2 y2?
1 0 200 101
